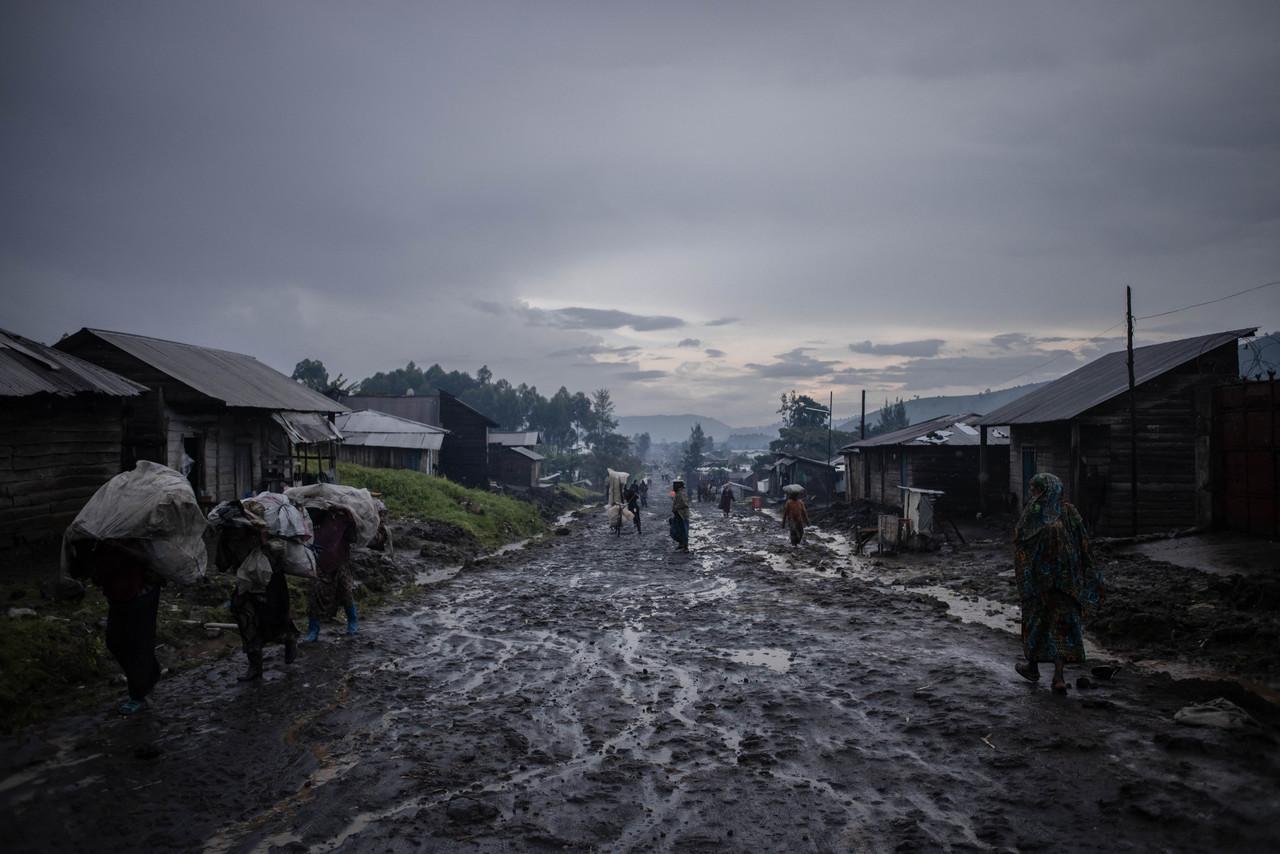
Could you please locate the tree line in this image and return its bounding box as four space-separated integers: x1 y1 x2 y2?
292 358 647 486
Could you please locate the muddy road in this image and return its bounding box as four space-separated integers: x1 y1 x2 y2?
4 496 1279 852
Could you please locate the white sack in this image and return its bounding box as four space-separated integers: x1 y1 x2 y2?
245 492 313 541
278 539 317 578
285 483 381 546
235 549 275 594
62 460 208 584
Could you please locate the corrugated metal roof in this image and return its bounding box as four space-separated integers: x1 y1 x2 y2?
272 411 343 444
63 328 346 413
335 409 446 451
975 328 1255 426
489 431 541 447
0 329 147 398
508 446 545 461
840 414 1010 451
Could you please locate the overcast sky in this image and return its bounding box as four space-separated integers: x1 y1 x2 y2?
4 1 1278 425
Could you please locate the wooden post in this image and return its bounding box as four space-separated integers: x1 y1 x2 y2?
827 391 833 464
1127 286 1138 536
1070 421 1081 508
860 390 866 440
978 424 988 514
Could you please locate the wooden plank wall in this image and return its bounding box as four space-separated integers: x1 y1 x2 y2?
339 444 436 474
0 397 126 558
438 397 490 488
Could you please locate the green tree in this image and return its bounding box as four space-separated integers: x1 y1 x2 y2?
681 423 706 476
586 388 618 448
869 398 908 436
291 358 329 391
632 432 652 460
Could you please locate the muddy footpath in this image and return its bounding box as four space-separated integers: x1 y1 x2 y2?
3 496 1279 852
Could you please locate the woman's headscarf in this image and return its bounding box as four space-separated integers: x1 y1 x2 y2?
1017 472 1064 541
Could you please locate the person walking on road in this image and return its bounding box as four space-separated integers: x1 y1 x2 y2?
718 483 734 519
781 491 809 546
624 480 643 534
212 516 299 682
69 539 163 715
1014 472 1104 694
639 478 649 508
669 479 690 552
305 507 360 640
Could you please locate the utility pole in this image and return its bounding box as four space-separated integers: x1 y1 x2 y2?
827 391 833 463
1127 285 1138 536
860 389 866 440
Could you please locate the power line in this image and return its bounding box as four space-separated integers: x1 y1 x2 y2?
1136 279 1280 321
989 277 1278 389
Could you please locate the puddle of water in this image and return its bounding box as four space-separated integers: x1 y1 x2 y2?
726 647 792 673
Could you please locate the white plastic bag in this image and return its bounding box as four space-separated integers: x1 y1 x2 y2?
285 483 381 546
62 461 208 584
278 539 317 578
235 549 275 594
245 492 313 541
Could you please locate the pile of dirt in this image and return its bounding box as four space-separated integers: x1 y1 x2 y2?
390 520 484 565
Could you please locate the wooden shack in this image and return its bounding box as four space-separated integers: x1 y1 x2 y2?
335 409 446 474
770 455 838 504
343 391 498 488
840 414 1010 514
57 328 345 504
488 431 544 489
0 329 148 558
975 328 1253 535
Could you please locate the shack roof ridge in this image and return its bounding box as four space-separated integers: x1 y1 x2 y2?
337 408 449 433
974 327 1255 426
839 412 982 450
82 326 259 361
0 327 149 398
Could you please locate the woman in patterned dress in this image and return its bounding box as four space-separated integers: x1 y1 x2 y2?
1014 473 1104 694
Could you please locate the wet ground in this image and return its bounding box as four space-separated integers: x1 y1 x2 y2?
3 496 1279 852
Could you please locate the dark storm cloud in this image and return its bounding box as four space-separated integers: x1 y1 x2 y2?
849 339 946 358
745 348 840 379
618 370 667 381
704 348 726 358
3 2 1278 425
677 338 701 348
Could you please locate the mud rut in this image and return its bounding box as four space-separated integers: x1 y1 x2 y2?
3 497 1278 853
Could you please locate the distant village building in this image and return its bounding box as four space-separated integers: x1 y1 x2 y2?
975 328 1254 535
56 328 344 504
1 329 148 557
488 431 544 489
766 455 838 504
335 409 446 475
343 391 498 488
840 414 1010 514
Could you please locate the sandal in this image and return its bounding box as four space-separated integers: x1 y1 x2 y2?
1015 662 1041 682
118 698 149 716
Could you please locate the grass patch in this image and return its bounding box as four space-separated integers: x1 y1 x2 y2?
337 463 545 549
556 483 595 502
0 613 110 731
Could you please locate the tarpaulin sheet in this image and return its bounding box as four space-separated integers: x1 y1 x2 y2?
285 482 381 546
62 461 208 584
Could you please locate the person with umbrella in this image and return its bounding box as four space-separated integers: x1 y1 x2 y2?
781 485 809 546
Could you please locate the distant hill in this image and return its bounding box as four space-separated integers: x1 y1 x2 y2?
617 414 738 444
836 382 1049 432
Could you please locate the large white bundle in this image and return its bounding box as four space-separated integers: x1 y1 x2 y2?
606 469 629 506
62 461 208 584
284 482 381 546
245 492 313 541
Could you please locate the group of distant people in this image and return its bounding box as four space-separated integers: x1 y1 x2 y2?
663 480 810 552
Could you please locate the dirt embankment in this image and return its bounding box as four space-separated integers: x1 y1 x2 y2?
809 503 1280 694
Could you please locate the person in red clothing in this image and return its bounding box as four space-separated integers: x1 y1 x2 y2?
781 492 809 546
303 507 359 641
69 538 163 715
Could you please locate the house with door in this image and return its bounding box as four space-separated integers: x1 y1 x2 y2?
768 455 838 504
343 391 499 488
974 328 1254 535
56 328 345 505
0 329 148 558
335 409 447 475
840 414 1010 514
